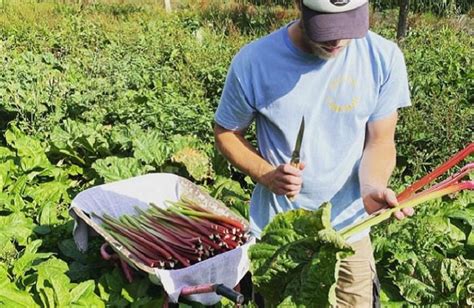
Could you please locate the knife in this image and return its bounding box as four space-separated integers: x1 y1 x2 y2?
288 116 305 201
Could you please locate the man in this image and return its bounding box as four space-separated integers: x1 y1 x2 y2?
214 0 414 306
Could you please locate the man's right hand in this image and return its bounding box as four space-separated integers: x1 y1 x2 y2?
259 163 305 197
214 124 305 198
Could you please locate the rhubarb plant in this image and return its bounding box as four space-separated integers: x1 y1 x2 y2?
249 203 353 307
373 192 474 306
250 143 473 307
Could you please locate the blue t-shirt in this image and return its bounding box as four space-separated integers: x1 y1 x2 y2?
214 23 411 242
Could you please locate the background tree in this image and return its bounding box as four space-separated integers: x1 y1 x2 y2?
397 0 410 40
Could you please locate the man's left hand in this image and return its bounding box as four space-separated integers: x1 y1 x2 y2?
362 186 414 220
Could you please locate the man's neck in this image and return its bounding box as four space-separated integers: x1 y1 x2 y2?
288 20 313 54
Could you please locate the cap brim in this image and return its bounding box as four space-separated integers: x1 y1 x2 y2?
302 2 369 42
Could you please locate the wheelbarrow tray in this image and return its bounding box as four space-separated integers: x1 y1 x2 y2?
70 173 253 305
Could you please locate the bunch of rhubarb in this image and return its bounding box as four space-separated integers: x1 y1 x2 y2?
340 142 473 239
94 196 248 269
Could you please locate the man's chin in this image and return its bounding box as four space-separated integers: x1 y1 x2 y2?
311 50 337 60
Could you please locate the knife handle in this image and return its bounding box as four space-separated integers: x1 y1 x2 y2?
287 161 300 201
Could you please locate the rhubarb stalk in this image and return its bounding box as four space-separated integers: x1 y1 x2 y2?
340 181 473 239
397 143 473 202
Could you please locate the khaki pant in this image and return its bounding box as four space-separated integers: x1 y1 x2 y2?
335 236 378 308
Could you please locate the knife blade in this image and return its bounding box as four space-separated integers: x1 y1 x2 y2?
290 116 305 166
288 116 305 201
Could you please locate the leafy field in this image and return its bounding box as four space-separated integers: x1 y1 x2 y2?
0 1 472 307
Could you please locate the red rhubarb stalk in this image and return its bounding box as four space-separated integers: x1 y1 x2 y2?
397 143 473 202
108 230 161 267
102 222 167 262
120 215 190 264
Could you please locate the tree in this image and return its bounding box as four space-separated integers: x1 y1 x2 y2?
397 0 410 40
164 0 171 12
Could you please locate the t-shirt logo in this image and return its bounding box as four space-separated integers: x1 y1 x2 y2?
326 75 360 112
330 0 351 6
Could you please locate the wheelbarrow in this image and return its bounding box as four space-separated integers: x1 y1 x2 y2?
99 242 246 306
70 173 254 306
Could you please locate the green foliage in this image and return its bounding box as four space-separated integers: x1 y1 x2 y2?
371 0 472 16
0 1 471 306
370 21 473 187
249 204 354 307
372 192 474 306
190 3 296 37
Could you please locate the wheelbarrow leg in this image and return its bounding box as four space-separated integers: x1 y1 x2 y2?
162 292 179 308
240 272 264 308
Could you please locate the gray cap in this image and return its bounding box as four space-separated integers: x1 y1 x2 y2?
302 0 369 42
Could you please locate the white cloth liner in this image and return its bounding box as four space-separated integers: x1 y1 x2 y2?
70 173 253 305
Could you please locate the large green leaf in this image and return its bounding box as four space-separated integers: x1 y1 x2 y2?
92 156 154 183
171 147 211 181
35 258 72 307
249 203 353 307
70 280 104 307
132 131 169 166
39 202 59 226
0 281 39 308
25 181 71 205
0 213 35 245
5 126 51 171
0 234 17 260
49 120 111 164
58 238 88 264
372 194 474 305
0 146 15 160
449 204 474 253
170 135 213 181
12 239 54 279
0 160 16 192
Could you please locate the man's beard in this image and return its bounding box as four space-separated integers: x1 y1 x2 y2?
299 22 350 59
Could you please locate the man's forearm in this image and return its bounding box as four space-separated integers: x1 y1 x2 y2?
214 125 274 186
359 141 396 197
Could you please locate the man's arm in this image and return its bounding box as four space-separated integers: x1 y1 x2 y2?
359 112 414 219
214 123 304 197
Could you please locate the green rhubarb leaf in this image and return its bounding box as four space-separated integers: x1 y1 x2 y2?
0 146 15 160
39 202 59 226
67 262 94 281
13 240 54 279
0 281 39 307
0 263 8 278
9 174 28 196
249 203 353 307
25 181 71 205
0 234 17 261
97 269 129 306
0 212 35 245
70 280 104 307
58 238 89 263
172 147 212 181
449 204 474 252
49 120 111 162
0 160 16 190
35 258 72 306
170 135 213 181
5 126 51 171
92 156 154 183
132 131 169 166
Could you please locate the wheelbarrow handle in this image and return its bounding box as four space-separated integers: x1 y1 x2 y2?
215 284 245 305
100 243 118 260
180 283 245 304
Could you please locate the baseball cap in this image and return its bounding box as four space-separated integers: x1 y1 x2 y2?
301 0 369 42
